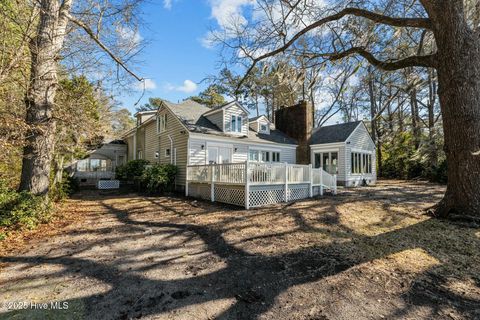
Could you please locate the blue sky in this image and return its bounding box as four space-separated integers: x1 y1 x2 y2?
118 0 226 114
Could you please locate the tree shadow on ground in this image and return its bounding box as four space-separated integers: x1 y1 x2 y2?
1 181 479 319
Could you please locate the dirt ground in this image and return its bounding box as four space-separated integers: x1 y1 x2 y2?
0 180 479 320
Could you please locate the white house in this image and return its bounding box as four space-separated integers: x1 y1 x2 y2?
121 99 376 208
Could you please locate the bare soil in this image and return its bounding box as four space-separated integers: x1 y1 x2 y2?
0 180 479 320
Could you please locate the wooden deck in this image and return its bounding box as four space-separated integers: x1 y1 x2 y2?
186 162 337 208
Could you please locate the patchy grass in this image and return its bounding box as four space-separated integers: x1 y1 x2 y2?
0 180 479 319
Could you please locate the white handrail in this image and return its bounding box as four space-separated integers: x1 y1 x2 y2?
187 162 337 191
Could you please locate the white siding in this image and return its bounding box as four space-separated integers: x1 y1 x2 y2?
189 136 296 165
224 104 248 135
249 121 259 132
345 123 377 186
310 144 346 182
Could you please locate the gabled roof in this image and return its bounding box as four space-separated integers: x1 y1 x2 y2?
249 115 269 122
202 101 249 116
162 100 297 145
310 121 362 144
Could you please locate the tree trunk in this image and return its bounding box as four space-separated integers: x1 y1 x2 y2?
427 69 438 168
429 2 480 217
19 0 72 196
410 88 420 150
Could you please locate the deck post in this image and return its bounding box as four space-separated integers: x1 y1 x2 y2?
210 165 215 202
309 164 313 198
320 169 324 196
185 167 189 197
284 162 288 202
245 160 250 209
333 174 337 195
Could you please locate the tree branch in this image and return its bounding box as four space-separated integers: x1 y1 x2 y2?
67 15 143 82
328 47 437 70
236 7 432 92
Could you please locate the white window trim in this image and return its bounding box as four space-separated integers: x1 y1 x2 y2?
157 114 167 133
248 149 281 163
350 150 373 175
229 115 243 133
206 142 233 164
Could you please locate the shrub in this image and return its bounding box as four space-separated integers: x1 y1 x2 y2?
50 172 79 201
116 159 150 180
0 180 52 230
141 164 178 194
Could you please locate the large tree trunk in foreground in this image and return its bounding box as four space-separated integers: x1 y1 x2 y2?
430 2 480 217
19 0 71 195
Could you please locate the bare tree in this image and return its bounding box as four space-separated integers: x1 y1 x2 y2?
12 0 144 196
221 0 480 218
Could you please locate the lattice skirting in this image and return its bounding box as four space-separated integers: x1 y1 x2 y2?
214 185 245 207
287 184 310 201
249 185 285 208
189 183 314 208
97 180 120 190
188 183 211 201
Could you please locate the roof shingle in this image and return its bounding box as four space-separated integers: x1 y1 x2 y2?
310 121 362 144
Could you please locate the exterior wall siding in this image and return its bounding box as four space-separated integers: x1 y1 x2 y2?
144 121 158 163
310 144 346 183
157 107 189 187
188 136 296 165
223 105 249 135
125 136 134 161
345 123 377 186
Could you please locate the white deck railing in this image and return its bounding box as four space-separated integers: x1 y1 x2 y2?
186 162 337 208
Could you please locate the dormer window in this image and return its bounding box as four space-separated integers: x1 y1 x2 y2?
260 124 268 133
230 115 242 133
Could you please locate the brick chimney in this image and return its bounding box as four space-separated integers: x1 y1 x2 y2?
275 101 313 164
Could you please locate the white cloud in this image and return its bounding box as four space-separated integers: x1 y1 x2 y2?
165 80 198 93
117 26 143 46
209 0 255 28
163 0 172 9
134 79 157 91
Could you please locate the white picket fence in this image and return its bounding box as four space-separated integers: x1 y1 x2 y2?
186 161 337 208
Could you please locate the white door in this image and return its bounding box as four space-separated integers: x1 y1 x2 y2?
208 147 218 164
218 147 231 164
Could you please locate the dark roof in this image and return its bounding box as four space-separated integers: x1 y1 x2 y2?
310 121 362 144
163 100 297 145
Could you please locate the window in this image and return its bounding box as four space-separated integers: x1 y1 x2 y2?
249 150 259 161
260 124 268 133
314 152 338 174
137 150 143 160
272 152 280 162
165 148 171 157
249 150 280 163
230 115 242 133
261 151 270 162
76 159 110 172
157 114 167 133
351 152 373 174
